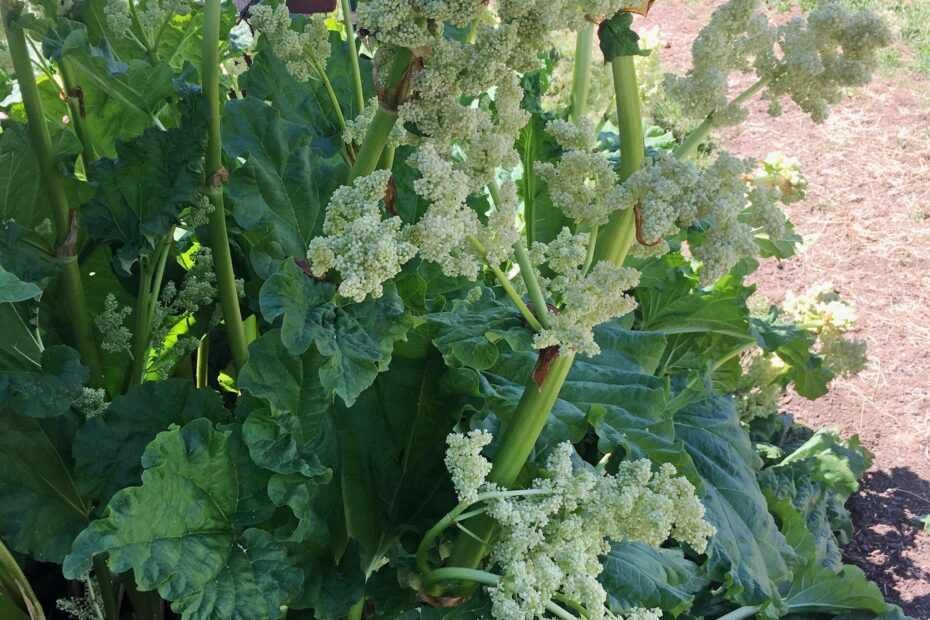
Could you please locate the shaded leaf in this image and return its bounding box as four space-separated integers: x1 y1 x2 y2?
0 346 88 419
64 419 301 619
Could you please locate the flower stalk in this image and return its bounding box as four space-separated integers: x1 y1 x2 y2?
339 0 365 114
2 0 105 388
570 22 595 121
202 0 249 372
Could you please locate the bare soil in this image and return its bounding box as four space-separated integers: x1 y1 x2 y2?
649 2 930 616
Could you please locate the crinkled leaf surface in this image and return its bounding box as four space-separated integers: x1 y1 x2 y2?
766 494 888 616
223 97 347 258
674 397 795 607
72 379 230 501
600 540 706 616
260 261 412 406
0 410 88 562
82 121 204 272
64 419 301 620
598 12 648 61
0 346 88 419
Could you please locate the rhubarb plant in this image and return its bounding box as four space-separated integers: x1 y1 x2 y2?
0 0 906 618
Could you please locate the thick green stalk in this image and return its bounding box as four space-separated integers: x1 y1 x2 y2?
196 334 210 388
673 75 771 160
339 0 365 114
445 352 575 571
202 0 248 371
349 106 398 179
445 43 646 585
2 1 104 387
92 557 119 620
377 144 396 171
571 23 595 120
592 55 643 266
58 58 98 172
715 606 762 620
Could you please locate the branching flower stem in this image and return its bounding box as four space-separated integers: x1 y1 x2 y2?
203 0 249 371
673 75 772 160
467 236 542 332
1 0 105 388
571 23 595 121
445 45 645 588
130 234 173 385
339 0 365 114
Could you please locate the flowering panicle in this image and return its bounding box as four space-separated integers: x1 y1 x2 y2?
248 3 331 83
665 0 890 125
442 438 714 620
756 151 807 203
529 228 640 356
104 0 192 41
784 282 867 377
617 152 787 285
95 293 132 354
344 97 410 148
71 387 108 420
308 170 417 302
736 353 785 421
444 429 493 505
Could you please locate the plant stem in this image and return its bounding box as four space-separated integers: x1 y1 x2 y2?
196 333 210 388
467 236 541 331
345 598 365 620
203 0 249 372
349 106 398 180
571 23 595 121
445 352 575 573
591 56 643 266
2 1 105 387
581 223 599 274
424 567 500 589
714 606 762 620
57 58 99 173
377 144 396 170
339 0 365 115
92 557 119 620
512 242 549 329
312 56 347 131
487 179 551 329
673 75 772 160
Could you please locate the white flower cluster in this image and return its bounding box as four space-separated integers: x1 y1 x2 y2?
444 429 494 505
617 152 785 286
308 170 417 302
535 119 629 228
756 151 807 204
406 143 520 278
784 282 867 377
736 353 785 421
443 439 715 620
665 0 890 125
183 194 215 229
344 97 410 148
71 387 109 419
248 3 331 83
104 0 191 41
95 293 133 354
529 229 640 356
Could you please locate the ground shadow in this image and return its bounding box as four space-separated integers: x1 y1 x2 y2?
844 467 930 618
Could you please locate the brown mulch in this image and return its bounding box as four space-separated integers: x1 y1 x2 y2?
646 1 930 616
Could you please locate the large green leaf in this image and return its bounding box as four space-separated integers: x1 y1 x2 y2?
223 97 347 259
600 540 707 617
260 260 412 406
0 266 41 303
332 328 458 557
82 121 204 272
766 494 888 616
240 33 372 157
0 121 86 232
72 379 231 502
426 288 534 371
0 346 88 419
64 419 301 619
0 410 89 562
674 397 795 608
43 19 178 158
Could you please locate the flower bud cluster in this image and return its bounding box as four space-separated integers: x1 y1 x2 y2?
665 0 890 126
756 151 807 204
444 429 493 505
442 438 715 620
344 97 410 149
248 3 331 83
529 229 640 356
95 293 133 354
308 170 417 301
71 387 109 420
736 353 785 421
618 152 786 286
105 0 192 40
784 282 867 377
